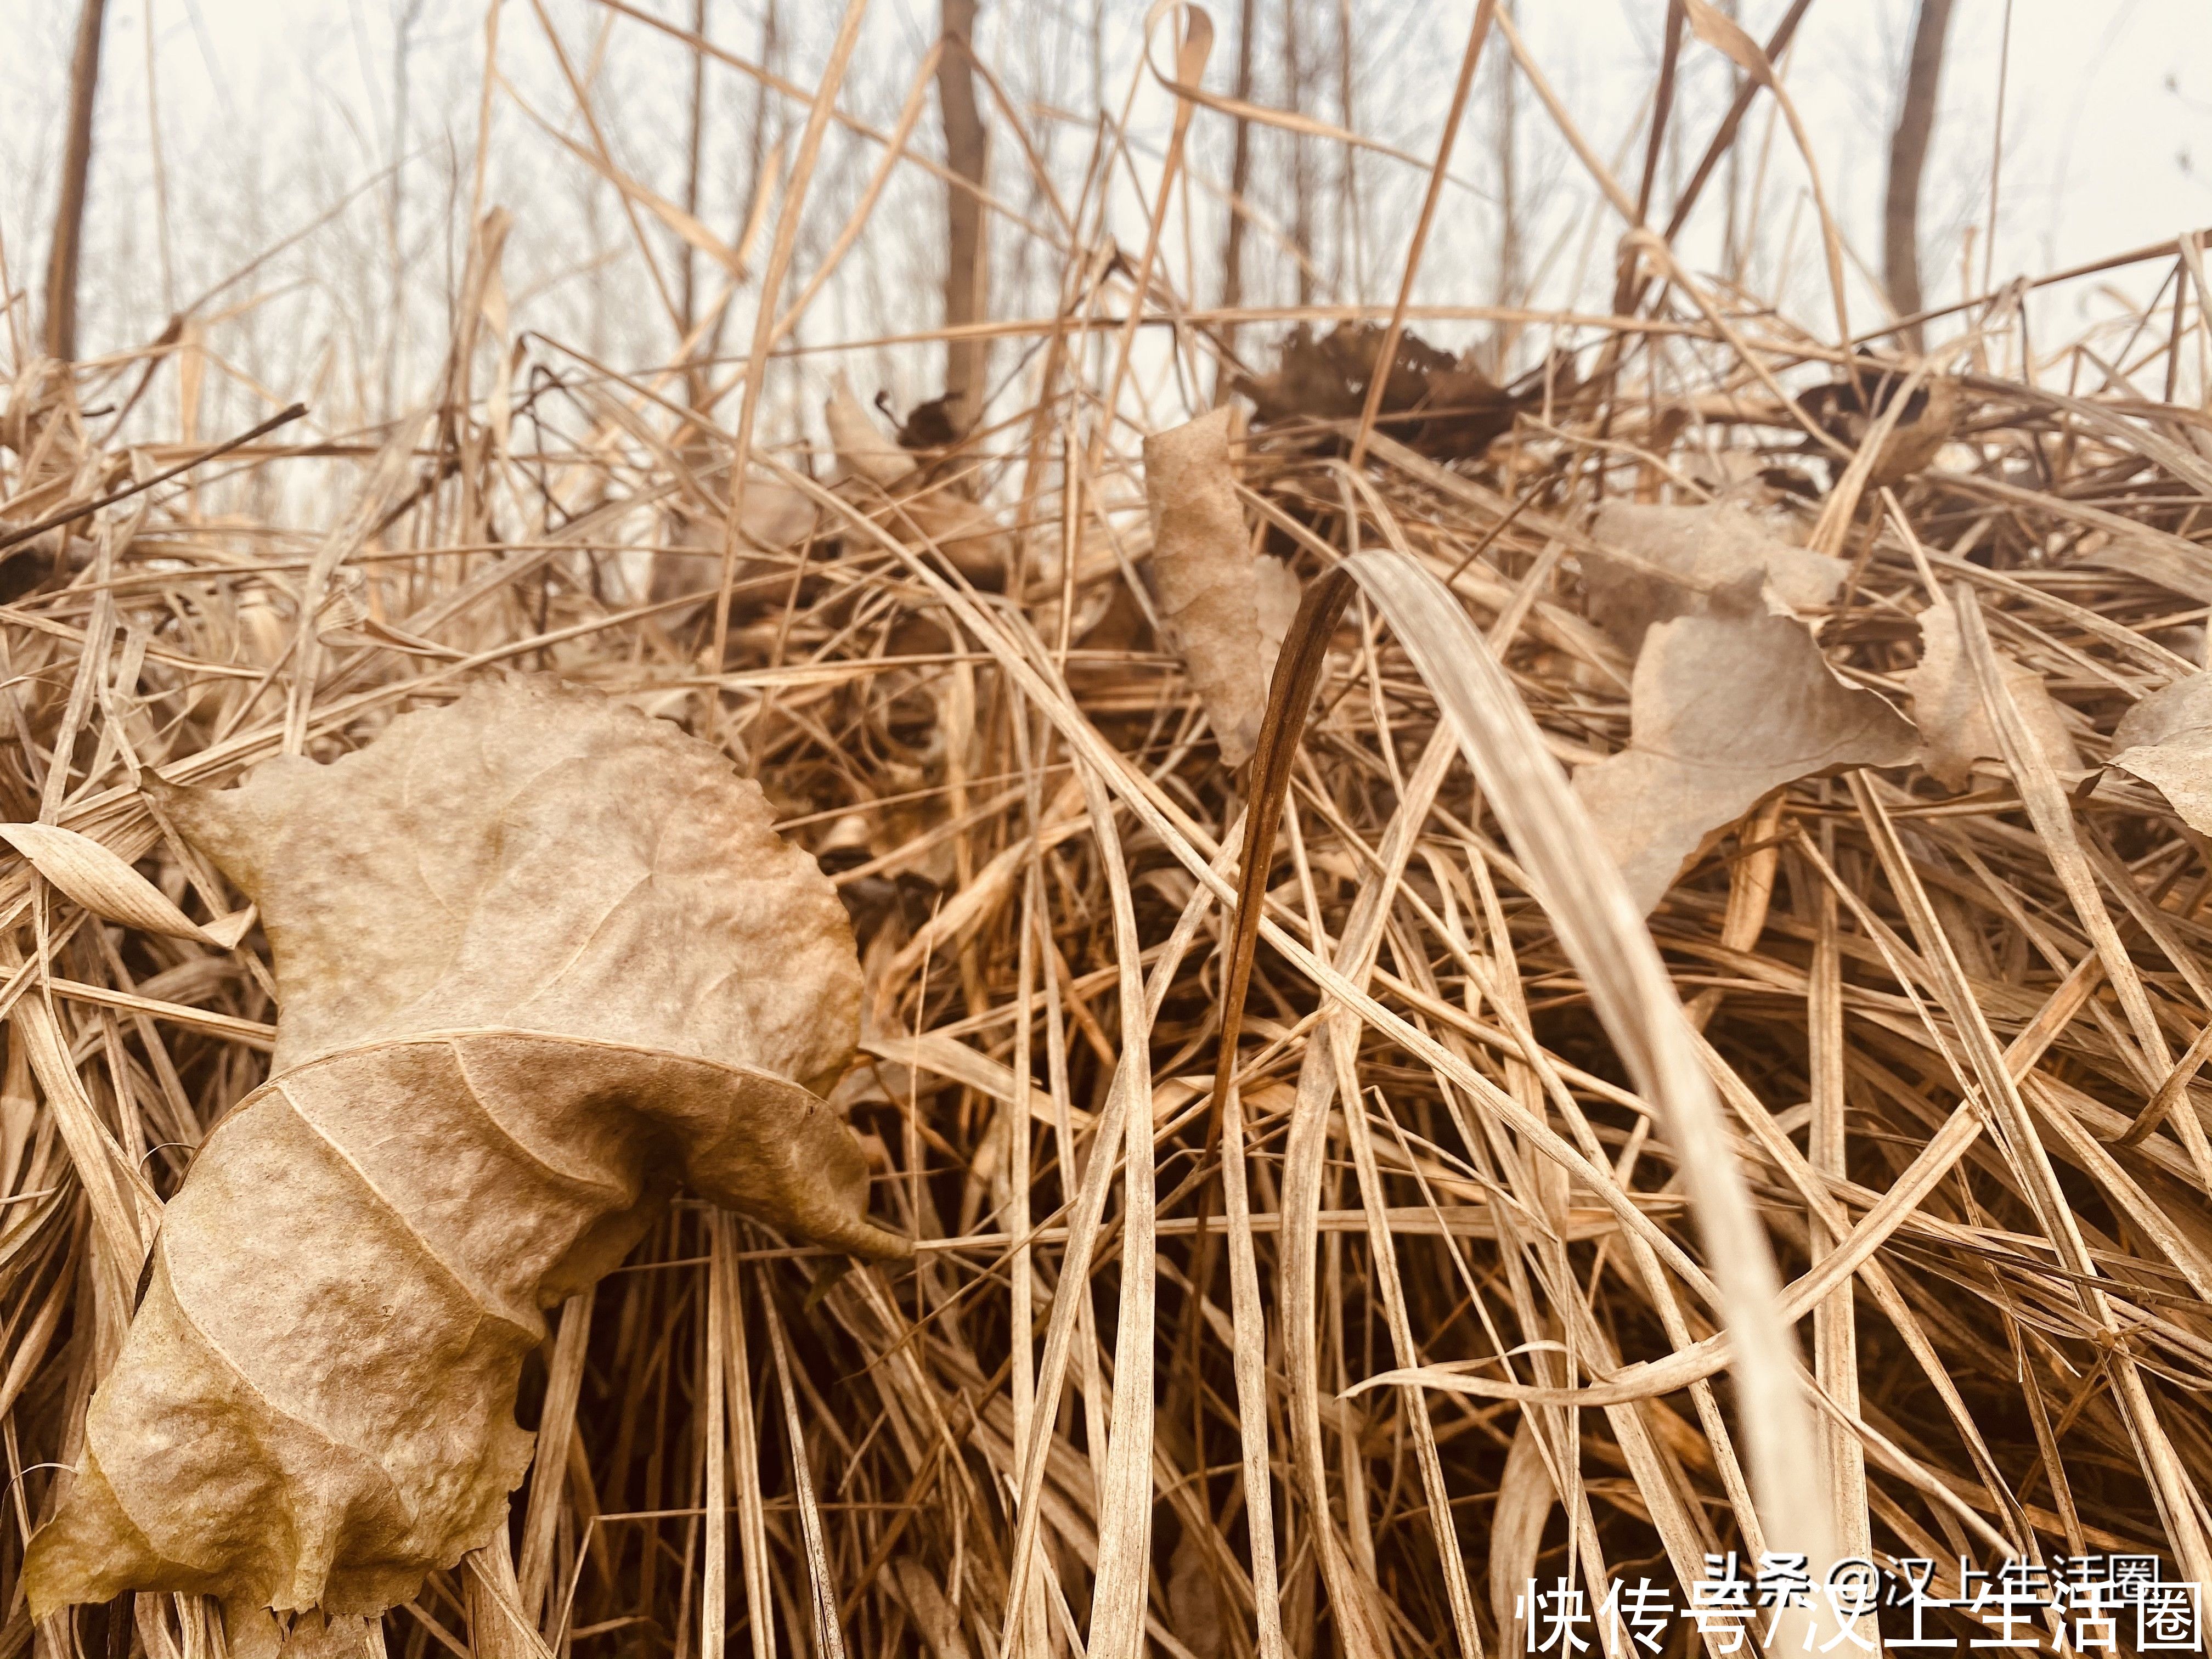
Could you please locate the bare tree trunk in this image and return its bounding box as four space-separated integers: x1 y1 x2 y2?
680 0 709 411
710 0 777 376
1335 0 1360 294
1883 0 1956 352
44 0 110 363
1216 0 1258 389
1491 40 1519 374
681 0 708 340
383 0 428 417
1284 0 1314 308
938 0 989 433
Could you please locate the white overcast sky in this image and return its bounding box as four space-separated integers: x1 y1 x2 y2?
2 0 2208 425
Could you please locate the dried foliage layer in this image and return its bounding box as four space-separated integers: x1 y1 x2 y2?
6 23 2212 1659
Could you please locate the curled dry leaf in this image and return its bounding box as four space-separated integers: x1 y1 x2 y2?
1573 583 1918 913
0 821 255 948
825 376 917 490
1584 499 1847 653
1142 408 1301 768
2106 673 2212 833
1902 596 2083 792
26 676 904 1622
1795 359 1961 487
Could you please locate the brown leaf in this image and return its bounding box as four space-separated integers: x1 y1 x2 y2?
26 677 904 1623
1143 408 1300 767
1233 322 1536 459
1573 586 1918 912
1901 596 2083 792
1584 500 1847 653
825 376 917 490
2107 673 2212 833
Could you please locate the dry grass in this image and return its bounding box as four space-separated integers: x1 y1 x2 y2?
4 9 2212 1659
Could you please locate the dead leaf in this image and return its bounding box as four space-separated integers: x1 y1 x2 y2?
26 676 904 1623
2107 673 2212 833
1143 408 1301 767
1795 357 1961 486
1902 596 2083 792
1584 500 1847 653
825 376 917 490
1233 322 1545 459
1574 585 1918 912
0 822 254 948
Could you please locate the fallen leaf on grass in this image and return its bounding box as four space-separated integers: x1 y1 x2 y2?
1574 584 1918 912
2106 673 2212 833
1901 596 2083 792
1233 322 1548 460
27 676 904 1623
1584 499 1846 652
1143 408 1301 767
1794 357 1961 487
825 376 917 490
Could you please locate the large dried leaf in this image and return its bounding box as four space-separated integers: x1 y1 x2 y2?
1143 408 1300 768
1901 596 2082 792
1574 587 1918 912
1584 500 1847 652
27 676 903 1623
2107 673 2212 832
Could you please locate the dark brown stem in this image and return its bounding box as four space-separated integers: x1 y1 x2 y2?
43 0 110 363
1284 0 1313 308
1884 0 1958 352
937 0 990 432
1215 0 1258 397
